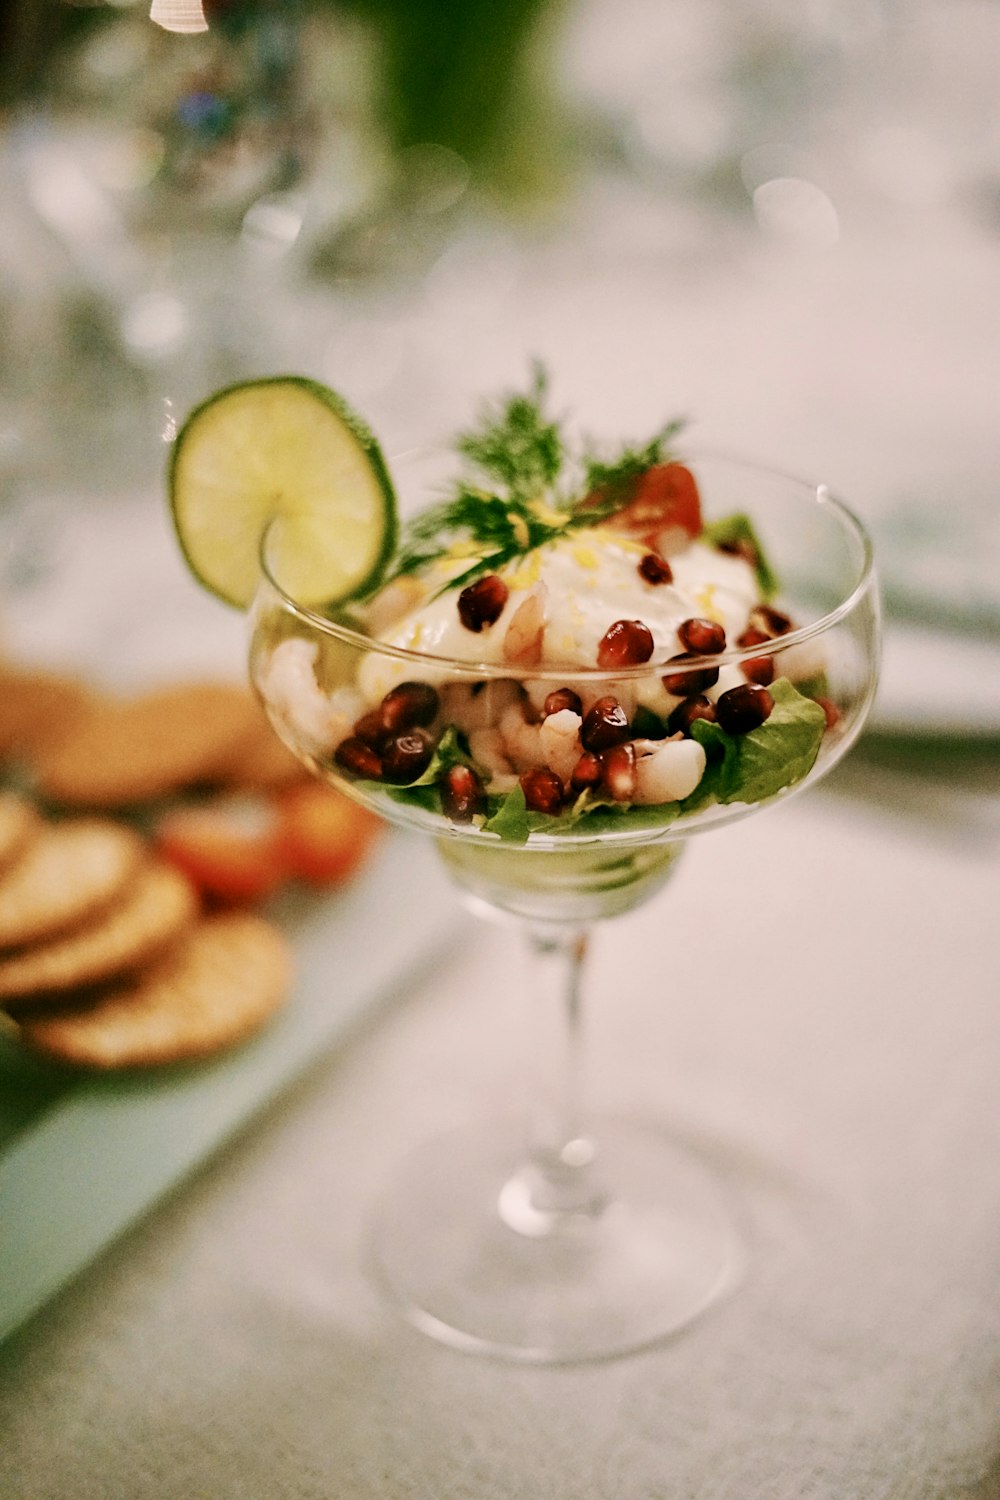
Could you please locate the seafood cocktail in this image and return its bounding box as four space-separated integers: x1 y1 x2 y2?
170 371 880 1362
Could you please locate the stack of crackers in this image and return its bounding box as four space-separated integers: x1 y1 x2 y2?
0 662 311 1069
0 662 306 807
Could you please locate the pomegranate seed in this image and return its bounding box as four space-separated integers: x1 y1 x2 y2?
543 687 583 719
581 696 630 752
748 603 793 637
520 767 564 814
638 552 673 585
677 617 726 654
440 763 487 821
662 654 720 696
717 537 759 569
335 736 384 779
596 619 654 669
379 681 439 731
382 727 435 784
570 751 602 790
716 683 774 735
599 743 637 801
354 708 389 749
458 574 509 632
736 626 769 649
815 696 841 730
741 655 775 686
667 694 717 736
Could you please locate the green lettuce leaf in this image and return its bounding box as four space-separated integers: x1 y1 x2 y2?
689 716 740 802
722 677 826 803
483 783 531 843
700 677 826 806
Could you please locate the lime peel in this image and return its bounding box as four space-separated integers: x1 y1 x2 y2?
169 375 397 610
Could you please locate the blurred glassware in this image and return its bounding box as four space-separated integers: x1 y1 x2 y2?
3 0 578 289
150 0 209 35
0 0 586 554
0 0 354 516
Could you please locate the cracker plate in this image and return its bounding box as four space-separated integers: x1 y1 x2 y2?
0 834 459 1343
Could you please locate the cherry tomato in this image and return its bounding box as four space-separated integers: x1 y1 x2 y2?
614 462 702 546
155 795 289 904
277 782 384 886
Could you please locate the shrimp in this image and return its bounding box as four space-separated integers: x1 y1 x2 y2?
469 727 514 779
503 584 547 666
499 701 544 773
632 737 707 804
257 638 361 758
538 708 584 784
440 679 522 734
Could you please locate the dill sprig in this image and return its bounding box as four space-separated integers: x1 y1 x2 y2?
380 367 685 596
390 488 545 589
577 419 687 522
456 362 563 503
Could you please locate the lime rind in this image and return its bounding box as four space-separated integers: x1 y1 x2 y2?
169 376 397 610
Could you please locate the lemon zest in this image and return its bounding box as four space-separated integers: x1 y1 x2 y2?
507 512 531 549
694 584 724 624
528 498 571 528
508 553 542 590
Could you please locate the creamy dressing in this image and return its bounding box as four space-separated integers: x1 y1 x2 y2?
358 528 758 704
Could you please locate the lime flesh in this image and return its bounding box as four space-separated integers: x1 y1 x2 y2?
169 376 397 609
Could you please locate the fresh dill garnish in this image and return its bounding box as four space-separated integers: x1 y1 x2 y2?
456 361 563 503
576 419 687 522
377 366 685 597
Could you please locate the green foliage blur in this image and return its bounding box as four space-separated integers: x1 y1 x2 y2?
0 0 567 205
335 0 562 199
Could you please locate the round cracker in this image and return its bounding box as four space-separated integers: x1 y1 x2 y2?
0 860 199 1005
0 793 41 874
218 714 308 791
0 819 144 951
0 666 97 759
33 682 264 808
17 912 293 1068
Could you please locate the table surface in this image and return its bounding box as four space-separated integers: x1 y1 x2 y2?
1 781 998 1499
2 1 1000 1494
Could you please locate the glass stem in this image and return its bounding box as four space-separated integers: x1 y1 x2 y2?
497 921 608 1238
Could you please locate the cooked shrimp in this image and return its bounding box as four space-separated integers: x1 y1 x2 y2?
499 701 544 773
538 708 583 783
503 585 547 666
468 727 515 784
257 638 360 757
632 737 707 804
441 679 522 734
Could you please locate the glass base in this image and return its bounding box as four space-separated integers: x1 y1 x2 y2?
369 1116 743 1365
436 836 685 925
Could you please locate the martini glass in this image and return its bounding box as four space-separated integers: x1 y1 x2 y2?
248 453 879 1363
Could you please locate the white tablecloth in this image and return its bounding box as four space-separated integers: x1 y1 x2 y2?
1 773 999 1498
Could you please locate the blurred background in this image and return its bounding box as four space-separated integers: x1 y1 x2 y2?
0 0 998 806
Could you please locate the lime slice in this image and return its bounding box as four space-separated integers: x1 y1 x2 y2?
169 376 397 609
